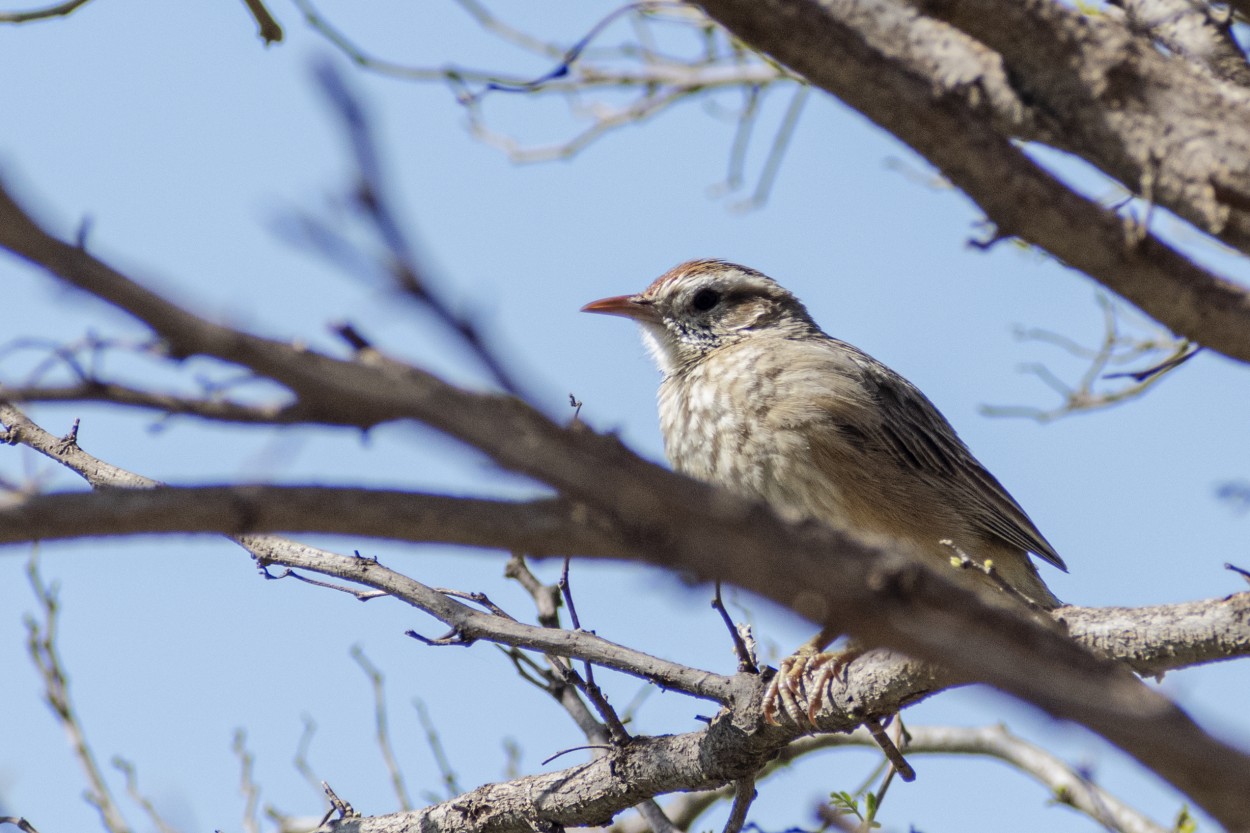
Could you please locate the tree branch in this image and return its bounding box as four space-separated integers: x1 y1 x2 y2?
3 400 1248 832
2 179 1250 828
690 0 1250 367
0 0 92 24
1 482 1246 681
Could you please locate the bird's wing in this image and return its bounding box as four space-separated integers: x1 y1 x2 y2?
814 339 1067 571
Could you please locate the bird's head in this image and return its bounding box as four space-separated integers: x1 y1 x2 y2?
581 259 818 376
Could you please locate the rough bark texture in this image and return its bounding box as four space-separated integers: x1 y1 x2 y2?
695 0 1250 367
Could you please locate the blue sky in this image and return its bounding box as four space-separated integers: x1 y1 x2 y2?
2 3 1249 832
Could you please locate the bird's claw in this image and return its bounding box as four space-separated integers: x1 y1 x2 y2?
762 648 862 727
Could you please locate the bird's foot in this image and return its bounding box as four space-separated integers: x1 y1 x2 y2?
762 646 864 727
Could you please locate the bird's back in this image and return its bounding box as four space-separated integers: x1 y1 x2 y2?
660 334 1063 609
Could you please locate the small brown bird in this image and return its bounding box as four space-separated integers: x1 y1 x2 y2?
582 259 1066 719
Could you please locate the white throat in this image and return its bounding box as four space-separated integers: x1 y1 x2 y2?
637 322 680 378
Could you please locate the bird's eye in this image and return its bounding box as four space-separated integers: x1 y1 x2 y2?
690 288 721 312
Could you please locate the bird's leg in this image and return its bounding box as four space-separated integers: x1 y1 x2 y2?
762 626 863 726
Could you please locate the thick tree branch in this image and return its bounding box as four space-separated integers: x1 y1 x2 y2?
916 0 1250 247
0 482 631 561
2 181 1250 828
1057 595 1250 677
693 0 1250 368
3 403 1247 832
1 482 1246 681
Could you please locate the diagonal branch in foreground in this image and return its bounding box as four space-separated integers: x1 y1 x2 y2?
2 404 1247 832
0 479 1246 681
2 180 1250 828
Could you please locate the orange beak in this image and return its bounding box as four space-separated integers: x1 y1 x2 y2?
580 294 659 323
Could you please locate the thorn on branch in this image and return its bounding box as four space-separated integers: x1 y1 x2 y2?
332 321 376 353
75 216 92 249
433 586 517 620
540 744 615 766
1225 562 1250 585
55 418 80 452
968 222 1014 250
240 0 284 45
261 564 390 601
317 781 358 828
1103 343 1200 382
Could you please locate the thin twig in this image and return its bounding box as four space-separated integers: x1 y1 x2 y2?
23 554 132 833
292 715 322 796
559 558 633 743
712 581 758 672
111 758 182 833
541 744 615 766
0 0 91 23
233 730 261 833
864 718 916 783
351 647 414 811
0 819 44 833
414 699 462 800
239 0 283 44
310 62 533 399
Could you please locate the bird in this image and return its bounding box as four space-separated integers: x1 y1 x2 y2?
581 258 1067 725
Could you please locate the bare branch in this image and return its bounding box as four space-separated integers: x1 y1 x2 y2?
111 758 182 833
0 0 92 24
0 819 46 833
694 0 1250 368
240 0 283 45
3 418 1247 681
982 296 1199 422
23 554 132 833
306 64 533 399
0 481 631 560
0 381 303 424
6 411 1247 832
295 1 800 202
351 647 414 812
3 183 1250 827
790 725 1170 833
233 730 261 833
413 699 461 801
